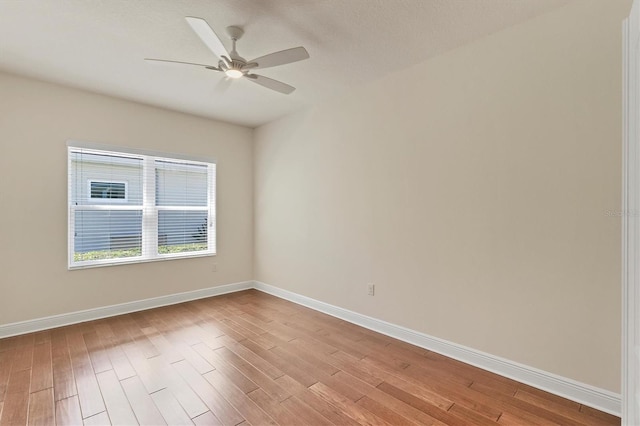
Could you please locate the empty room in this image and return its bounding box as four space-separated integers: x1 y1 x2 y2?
0 0 638 425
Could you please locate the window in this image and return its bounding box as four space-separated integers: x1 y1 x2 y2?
68 143 216 269
89 180 127 201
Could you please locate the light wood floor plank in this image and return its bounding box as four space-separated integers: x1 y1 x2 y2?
335 370 446 426
153 359 209 419
95 370 137 425
247 388 301 425
82 411 110 426
214 336 284 381
191 343 259 394
173 359 244 425
580 405 622 425
93 323 136 382
30 342 52 394
83 331 113 375
447 403 499 426
27 388 54 426
309 381 395 426
51 330 77 402
364 351 502 420
211 345 291 402
356 395 423 426
203 369 277 426
0 349 15 402
279 395 335 426
150 388 194 426
0 393 28 426
191 410 222 426
377 381 468 426
470 381 589 426
238 339 317 387
0 369 31 425
275 374 361 426
11 338 34 373
120 376 166 426
55 396 83 426
66 330 105 419
514 390 612 426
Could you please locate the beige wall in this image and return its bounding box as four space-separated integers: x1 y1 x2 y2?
254 0 630 392
0 71 253 325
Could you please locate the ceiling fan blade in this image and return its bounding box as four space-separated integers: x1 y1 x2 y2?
145 58 220 70
246 74 295 95
214 77 232 94
250 47 309 69
185 16 229 60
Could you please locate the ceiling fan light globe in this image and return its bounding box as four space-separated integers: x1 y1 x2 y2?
225 69 243 79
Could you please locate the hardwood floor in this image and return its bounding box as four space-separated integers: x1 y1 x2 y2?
0 289 620 425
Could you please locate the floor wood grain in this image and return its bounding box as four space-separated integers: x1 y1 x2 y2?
0 290 620 425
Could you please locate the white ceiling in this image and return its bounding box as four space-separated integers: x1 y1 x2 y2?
0 0 570 128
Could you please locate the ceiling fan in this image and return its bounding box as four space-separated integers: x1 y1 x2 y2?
146 17 309 95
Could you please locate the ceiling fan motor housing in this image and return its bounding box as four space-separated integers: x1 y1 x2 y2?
219 57 250 78
222 25 251 76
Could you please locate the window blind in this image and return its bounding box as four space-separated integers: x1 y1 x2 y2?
68 145 216 269
155 160 210 255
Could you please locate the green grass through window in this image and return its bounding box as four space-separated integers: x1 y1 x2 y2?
74 243 207 262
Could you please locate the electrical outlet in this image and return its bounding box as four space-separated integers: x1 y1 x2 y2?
367 283 375 296
212 263 217 272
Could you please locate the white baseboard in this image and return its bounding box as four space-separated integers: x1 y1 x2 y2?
0 280 253 339
0 279 621 416
253 280 622 417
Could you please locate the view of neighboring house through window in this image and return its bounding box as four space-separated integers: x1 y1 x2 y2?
89 180 127 201
155 160 210 254
68 144 216 268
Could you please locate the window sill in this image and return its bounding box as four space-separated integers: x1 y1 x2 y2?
68 251 216 270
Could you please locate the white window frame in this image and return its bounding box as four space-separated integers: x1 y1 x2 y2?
68 142 216 269
87 179 129 203
623 3 640 423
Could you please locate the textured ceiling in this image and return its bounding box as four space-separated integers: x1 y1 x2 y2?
0 0 570 128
